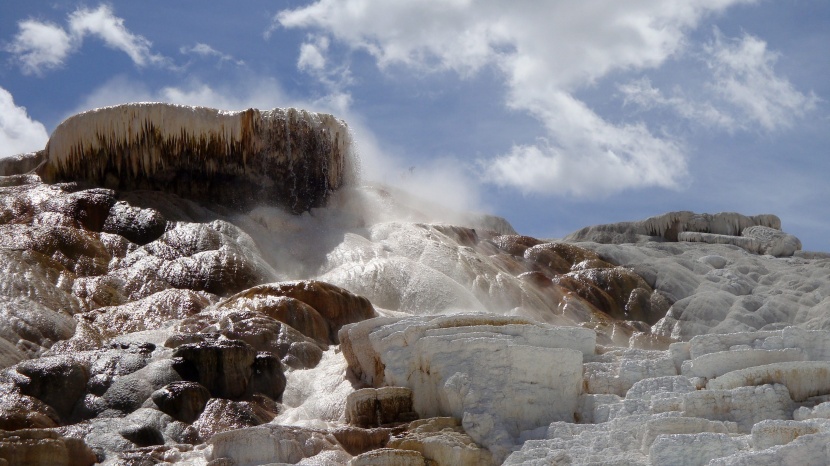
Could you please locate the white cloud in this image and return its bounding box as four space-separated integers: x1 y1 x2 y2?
484 91 687 197
5 4 167 75
68 5 165 66
0 86 49 158
5 20 73 75
298 36 328 72
618 31 818 132
180 43 244 66
705 31 818 131
275 0 755 197
618 77 738 130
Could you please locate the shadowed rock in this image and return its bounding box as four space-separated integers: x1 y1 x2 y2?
150 382 211 423
172 339 255 399
172 310 325 370
14 356 90 421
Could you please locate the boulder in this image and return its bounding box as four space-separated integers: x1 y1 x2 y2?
13 356 90 421
331 426 392 456
249 352 286 402
84 289 211 338
192 398 276 441
101 202 167 245
216 290 331 344
102 359 182 414
172 311 324 370
171 339 255 399
0 393 60 430
150 382 211 423
742 225 802 257
239 281 377 344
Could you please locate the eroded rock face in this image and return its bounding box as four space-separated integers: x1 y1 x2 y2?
0 429 97 466
345 387 417 428
40 103 352 213
192 398 277 441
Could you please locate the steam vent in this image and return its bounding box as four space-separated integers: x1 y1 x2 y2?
39 103 352 213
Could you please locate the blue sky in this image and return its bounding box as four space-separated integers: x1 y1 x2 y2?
1 1 828 251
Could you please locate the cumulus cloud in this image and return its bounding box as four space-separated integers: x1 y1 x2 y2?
275 0 757 197
6 4 166 75
484 91 687 196
4 20 73 75
0 86 49 158
297 36 329 72
619 31 818 132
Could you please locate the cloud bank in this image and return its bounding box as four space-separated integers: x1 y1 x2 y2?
275 0 814 198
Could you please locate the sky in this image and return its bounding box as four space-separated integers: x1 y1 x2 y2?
1 1 828 251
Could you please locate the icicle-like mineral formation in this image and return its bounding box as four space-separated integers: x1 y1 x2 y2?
39 103 352 213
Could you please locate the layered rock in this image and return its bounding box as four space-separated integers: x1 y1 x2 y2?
566 211 781 243
0 429 96 466
340 314 595 461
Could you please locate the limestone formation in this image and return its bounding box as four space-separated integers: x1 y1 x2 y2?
216 280 377 344
386 417 495 466
0 429 96 466
207 424 348 465
4 104 830 464
339 314 594 462
566 211 781 243
345 387 417 428
40 103 352 213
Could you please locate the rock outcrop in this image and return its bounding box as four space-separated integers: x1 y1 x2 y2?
566 211 781 243
39 103 352 213
340 314 595 462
